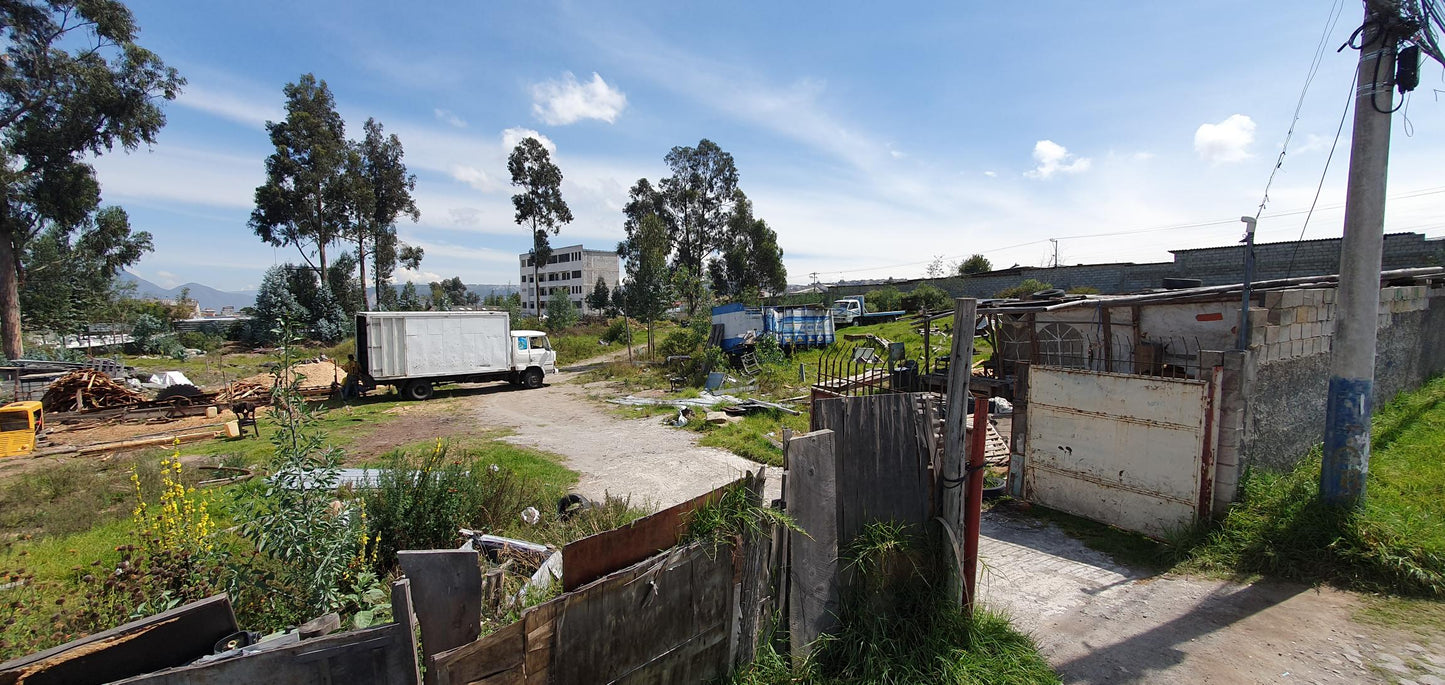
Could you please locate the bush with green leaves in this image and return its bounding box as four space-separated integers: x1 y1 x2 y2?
602 317 633 345
901 283 950 313
545 289 578 331
234 326 366 625
361 441 537 572
863 287 901 312
995 278 1054 299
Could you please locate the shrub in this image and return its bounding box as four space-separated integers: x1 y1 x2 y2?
602 317 633 345
864 287 901 312
995 278 1054 299
901 284 950 312
362 441 537 571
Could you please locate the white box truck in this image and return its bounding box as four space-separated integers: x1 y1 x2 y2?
355 311 557 400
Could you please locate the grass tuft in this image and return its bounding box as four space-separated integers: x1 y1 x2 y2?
1172 375 1445 597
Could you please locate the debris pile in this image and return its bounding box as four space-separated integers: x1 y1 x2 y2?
41 370 146 412
216 379 271 403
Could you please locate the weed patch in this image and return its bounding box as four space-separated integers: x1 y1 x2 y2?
1172 376 1445 597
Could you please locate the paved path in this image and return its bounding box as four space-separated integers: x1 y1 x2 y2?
980 511 1445 684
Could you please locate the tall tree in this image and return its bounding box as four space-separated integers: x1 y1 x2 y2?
508 137 572 316
371 233 423 309
618 213 673 357
660 140 738 276
708 190 786 303
21 206 152 338
586 276 612 314
251 74 348 289
346 118 419 309
0 0 184 358
959 254 993 276
397 281 423 311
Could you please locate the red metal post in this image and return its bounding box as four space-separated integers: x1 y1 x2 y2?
963 390 989 612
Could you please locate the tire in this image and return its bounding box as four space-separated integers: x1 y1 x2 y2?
403 380 434 401
557 493 592 521
1029 289 1067 300
156 383 203 402
522 368 544 389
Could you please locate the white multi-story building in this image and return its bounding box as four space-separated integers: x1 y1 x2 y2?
518 244 621 316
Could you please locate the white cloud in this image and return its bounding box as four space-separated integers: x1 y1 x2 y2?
395 268 444 284
433 108 467 128
530 72 627 125
177 84 283 128
1194 114 1256 163
1025 140 1092 179
154 271 181 288
449 164 496 192
983 170 998 178
501 127 556 154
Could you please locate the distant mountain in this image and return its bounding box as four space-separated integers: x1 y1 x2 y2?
117 272 520 312
118 272 255 312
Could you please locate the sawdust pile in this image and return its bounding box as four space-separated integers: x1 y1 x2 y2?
238 360 345 390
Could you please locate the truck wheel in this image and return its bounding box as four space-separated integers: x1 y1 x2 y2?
522 368 544 389
404 380 434 401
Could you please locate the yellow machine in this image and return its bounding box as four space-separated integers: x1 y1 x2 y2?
0 401 43 457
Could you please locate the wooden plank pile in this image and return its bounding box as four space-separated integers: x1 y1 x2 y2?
216 379 271 404
41 370 145 413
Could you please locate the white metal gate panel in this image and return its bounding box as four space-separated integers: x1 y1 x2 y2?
1023 366 1211 538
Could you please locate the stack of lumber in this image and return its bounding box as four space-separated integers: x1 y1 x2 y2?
41 370 146 413
216 379 271 403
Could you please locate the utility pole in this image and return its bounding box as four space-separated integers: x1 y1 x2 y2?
1049 239 1059 268
1321 4 1398 507
1237 217 1257 351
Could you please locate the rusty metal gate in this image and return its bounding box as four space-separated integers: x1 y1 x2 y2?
1020 365 1220 538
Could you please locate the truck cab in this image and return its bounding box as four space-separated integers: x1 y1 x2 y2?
833 297 865 326
0 401 43 458
510 330 558 388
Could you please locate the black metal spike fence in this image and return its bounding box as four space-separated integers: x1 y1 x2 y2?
996 331 1209 379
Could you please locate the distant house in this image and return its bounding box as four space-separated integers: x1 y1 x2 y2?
518 244 621 316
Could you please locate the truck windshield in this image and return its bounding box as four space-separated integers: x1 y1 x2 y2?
0 411 30 433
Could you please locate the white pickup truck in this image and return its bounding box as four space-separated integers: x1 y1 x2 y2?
355 311 557 400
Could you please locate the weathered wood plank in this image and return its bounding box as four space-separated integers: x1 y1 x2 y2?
785 428 839 663
561 478 742 591
551 542 735 684
429 621 524 685
397 549 482 663
0 594 237 685
811 394 933 548
734 471 770 668
942 298 977 606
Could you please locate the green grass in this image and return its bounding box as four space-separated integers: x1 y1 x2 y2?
1171 375 1445 596
694 410 810 467
1354 595 1445 636
731 520 1057 684
369 435 577 491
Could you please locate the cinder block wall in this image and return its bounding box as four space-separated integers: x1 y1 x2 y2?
1237 285 1441 472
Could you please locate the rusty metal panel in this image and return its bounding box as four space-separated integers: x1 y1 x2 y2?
1023 366 1209 538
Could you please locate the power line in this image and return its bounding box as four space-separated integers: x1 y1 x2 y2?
1286 72 1356 277
820 186 1445 279
1255 0 1347 219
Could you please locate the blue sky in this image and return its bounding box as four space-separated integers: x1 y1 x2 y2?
95 0 1445 292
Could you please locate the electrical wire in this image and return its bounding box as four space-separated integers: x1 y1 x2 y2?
821 185 1445 281
1285 73 1355 278
1255 0 1346 219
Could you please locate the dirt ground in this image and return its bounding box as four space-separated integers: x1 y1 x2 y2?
470 371 775 509
979 511 1445 684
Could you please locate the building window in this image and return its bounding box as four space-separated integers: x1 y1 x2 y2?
573 270 582 278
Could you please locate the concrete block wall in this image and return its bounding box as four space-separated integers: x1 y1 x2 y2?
1241 284 1441 471
1200 349 1250 509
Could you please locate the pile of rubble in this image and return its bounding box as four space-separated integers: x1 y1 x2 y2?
40 370 146 412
